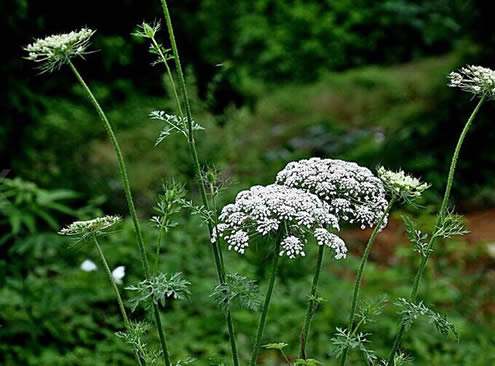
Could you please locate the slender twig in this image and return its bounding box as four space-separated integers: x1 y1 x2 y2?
299 244 325 359
339 198 395 365
157 2 239 365
386 95 485 364
68 61 172 366
250 238 282 366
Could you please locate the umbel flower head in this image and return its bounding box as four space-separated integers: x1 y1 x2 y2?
448 65 495 99
214 184 346 259
24 28 95 73
276 158 388 230
377 167 429 202
58 215 121 241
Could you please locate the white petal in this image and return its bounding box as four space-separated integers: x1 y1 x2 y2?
112 266 126 284
80 259 97 272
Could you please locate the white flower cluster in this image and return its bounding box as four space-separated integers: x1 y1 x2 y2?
59 215 121 240
25 28 95 73
448 65 495 99
275 158 388 229
377 167 429 201
214 184 346 259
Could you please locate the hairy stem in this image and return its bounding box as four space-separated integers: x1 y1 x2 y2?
250 239 282 366
339 198 395 366
69 61 172 366
157 2 239 365
299 244 325 359
386 95 485 365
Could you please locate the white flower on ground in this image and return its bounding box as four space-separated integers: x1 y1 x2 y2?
215 184 346 259
276 158 388 230
80 259 97 272
377 167 429 202
112 266 126 285
448 65 495 99
24 28 95 73
58 215 121 241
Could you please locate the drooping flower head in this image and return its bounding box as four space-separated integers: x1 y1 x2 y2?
24 28 95 73
448 65 495 99
377 167 429 202
59 215 121 241
214 184 346 259
275 158 388 230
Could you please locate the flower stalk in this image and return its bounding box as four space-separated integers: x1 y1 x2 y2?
386 95 485 364
299 244 325 359
67 61 172 366
250 237 282 366
157 2 239 365
339 198 396 365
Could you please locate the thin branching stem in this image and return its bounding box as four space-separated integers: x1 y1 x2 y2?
250 238 282 366
157 2 239 365
387 95 485 365
68 61 172 366
340 198 395 365
299 244 325 359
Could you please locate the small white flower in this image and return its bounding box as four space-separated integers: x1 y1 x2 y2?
112 266 126 285
215 184 345 259
448 65 495 99
377 167 429 202
58 215 121 241
80 259 97 272
280 236 305 259
24 28 96 73
276 158 388 229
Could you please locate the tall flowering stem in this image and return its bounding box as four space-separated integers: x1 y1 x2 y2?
250 237 282 366
157 2 239 365
387 95 485 364
339 198 395 366
67 61 172 366
299 244 325 359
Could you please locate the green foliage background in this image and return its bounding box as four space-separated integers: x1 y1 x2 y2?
1 0 495 365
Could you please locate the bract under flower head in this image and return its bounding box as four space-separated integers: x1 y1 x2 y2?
448 65 495 99
276 158 388 230
59 215 121 240
25 28 95 73
377 167 429 202
214 184 346 259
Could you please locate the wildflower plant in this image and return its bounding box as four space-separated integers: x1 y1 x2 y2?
150 2 241 363
275 158 391 359
387 66 489 363
214 183 345 365
377 167 430 204
27 28 173 365
211 273 261 312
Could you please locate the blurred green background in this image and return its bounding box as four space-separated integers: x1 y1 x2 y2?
1 0 495 365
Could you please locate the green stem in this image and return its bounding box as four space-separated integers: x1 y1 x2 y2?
250 238 282 366
340 198 395 366
69 61 171 366
158 2 239 366
94 237 130 326
386 95 485 365
299 245 325 359
150 36 183 117
94 238 145 366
